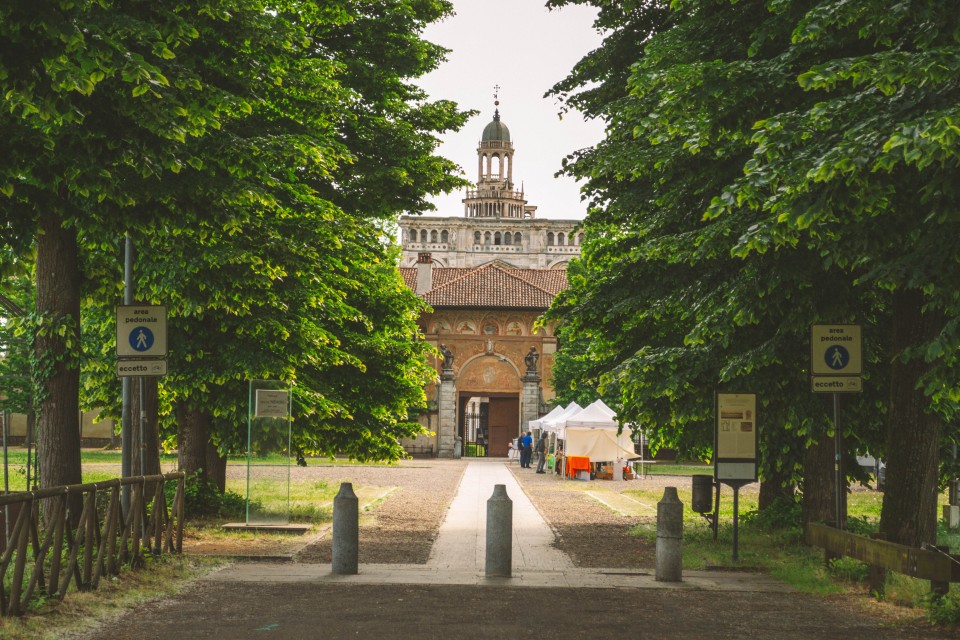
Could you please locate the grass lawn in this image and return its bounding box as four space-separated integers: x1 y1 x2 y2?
622 472 960 622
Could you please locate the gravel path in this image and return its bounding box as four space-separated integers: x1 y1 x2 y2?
290 458 683 569
296 460 465 564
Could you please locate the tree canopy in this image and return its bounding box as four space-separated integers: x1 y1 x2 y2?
1 0 469 491
548 0 959 545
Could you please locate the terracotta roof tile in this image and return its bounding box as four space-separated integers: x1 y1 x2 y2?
400 264 564 309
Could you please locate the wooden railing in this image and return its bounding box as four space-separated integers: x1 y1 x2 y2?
806 522 960 597
0 472 185 616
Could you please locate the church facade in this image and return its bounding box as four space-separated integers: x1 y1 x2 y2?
399 104 580 458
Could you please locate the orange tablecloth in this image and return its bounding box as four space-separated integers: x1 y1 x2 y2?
565 455 590 478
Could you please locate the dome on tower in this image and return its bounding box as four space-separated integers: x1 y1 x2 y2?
481 111 511 142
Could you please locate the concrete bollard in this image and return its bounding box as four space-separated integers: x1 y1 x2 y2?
332 482 359 575
485 484 513 577
656 486 683 582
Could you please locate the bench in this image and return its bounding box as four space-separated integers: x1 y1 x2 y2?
403 444 434 458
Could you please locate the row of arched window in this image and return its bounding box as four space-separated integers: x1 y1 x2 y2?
406 228 584 248
474 230 522 246
547 232 584 246
409 229 449 244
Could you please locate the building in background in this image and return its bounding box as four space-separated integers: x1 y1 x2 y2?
399 102 580 458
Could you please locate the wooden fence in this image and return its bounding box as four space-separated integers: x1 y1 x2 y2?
0 472 185 616
806 522 960 597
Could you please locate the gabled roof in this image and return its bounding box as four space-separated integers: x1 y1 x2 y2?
400 263 563 309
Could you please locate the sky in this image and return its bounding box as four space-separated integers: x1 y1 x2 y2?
416 0 607 220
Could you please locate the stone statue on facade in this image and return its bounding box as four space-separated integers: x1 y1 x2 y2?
440 344 454 370
524 346 539 373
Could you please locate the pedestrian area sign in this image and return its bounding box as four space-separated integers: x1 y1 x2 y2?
116 305 167 358
810 324 862 393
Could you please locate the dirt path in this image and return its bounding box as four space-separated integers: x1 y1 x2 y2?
73 459 956 639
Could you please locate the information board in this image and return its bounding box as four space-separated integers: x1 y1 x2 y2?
255 389 290 419
715 392 758 483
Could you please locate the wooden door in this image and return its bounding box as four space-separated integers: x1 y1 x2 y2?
487 396 519 457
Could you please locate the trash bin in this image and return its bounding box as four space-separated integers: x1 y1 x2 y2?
691 475 714 514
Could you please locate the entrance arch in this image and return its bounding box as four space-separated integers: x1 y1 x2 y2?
457 355 520 457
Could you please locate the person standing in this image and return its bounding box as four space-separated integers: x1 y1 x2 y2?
521 431 533 468
535 432 548 473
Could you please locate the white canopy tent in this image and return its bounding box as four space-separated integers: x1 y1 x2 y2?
539 402 583 435
528 405 566 432
560 400 639 462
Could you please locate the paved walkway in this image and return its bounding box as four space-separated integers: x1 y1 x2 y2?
426 459 573 572
208 460 788 593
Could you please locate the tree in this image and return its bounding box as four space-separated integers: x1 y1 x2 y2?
71 0 469 490
0 0 465 496
1 1 327 501
546 0 893 520
716 0 960 546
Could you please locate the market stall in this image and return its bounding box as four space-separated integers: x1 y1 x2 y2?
557 400 640 480
538 403 582 475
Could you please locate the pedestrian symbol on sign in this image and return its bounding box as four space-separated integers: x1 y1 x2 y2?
130 327 154 352
825 345 849 370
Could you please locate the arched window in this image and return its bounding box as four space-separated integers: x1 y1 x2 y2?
430 230 438 243
547 232 555 246
494 231 502 245
578 233 584 245
514 232 521 245
474 231 481 245
409 229 418 243
504 232 512 245
484 231 491 244
420 230 428 243
441 230 449 243
557 232 565 246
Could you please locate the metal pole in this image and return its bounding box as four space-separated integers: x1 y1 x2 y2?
2 411 8 546
732 485 740 562
121 234 134 514
712 479 720 541
834 392 842 529
139 376 146 476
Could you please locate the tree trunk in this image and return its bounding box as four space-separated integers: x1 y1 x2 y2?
176 403 209 481
759 466 795 510
802 436 835 527
132 378 161 476
205 441 227 493
34 210 83 522
879 289 943 547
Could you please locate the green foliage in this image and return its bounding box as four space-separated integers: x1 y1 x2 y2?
927 588 960 625
827 556 870 583
740 498 802 531
548 0 959 544
172 472 247 519
2 0 471 484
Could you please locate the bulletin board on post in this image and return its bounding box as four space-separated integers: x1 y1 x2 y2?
714 392 758 486
246 380 293 526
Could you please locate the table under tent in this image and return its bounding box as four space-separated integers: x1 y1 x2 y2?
545 400 642 480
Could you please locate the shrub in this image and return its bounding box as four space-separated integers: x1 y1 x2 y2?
827 556 869 583
927 588 960 625
167 471 249 519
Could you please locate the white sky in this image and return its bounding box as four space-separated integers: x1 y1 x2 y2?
417 0 606 220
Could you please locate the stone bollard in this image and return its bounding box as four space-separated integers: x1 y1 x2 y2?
656 486 683 582
332 482 359 575
485 484 513 577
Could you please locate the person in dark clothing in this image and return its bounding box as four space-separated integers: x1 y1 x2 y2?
521 431 533 468
535 432 548 473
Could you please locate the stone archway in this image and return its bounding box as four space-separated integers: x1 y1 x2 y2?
457 354 521 457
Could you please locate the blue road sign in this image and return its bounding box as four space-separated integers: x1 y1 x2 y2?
129 327 155 352
825 345 850 370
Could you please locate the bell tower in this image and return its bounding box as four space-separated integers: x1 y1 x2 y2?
463 87 537 219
